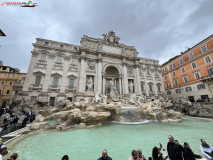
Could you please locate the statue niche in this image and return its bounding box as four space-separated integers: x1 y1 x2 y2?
86 76 94 92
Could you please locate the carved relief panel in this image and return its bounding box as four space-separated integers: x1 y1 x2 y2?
127 66 134 75
87 60 96 71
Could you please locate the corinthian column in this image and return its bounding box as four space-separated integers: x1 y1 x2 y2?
97 55 102 93
22 51 39 92
135 62 141 95
78 51 86 93
122 59 128 95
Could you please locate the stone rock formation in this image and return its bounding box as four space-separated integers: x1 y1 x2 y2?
7 94 182 130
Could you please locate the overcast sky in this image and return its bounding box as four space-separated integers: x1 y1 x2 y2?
0 0 213 73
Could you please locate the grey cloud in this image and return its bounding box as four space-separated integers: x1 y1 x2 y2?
0 0 212 73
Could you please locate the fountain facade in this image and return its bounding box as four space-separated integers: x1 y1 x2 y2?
16 31 164 107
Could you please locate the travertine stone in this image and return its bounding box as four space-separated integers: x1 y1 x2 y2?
21 31 164 104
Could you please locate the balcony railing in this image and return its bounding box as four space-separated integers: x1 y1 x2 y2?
48 85 60 92
29 84 43 91
200 75 213 81
65 86 76 93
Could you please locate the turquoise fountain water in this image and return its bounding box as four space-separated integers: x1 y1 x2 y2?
6 117 213 160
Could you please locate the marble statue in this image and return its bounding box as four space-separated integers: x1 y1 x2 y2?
101 95 107 104
86 77 93 92
108 80 118 99
128 80 134 93
135 95 145 105
92 92 101 103
129 94 136 104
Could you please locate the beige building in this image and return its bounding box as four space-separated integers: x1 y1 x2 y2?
0 64 26 107
20 31 164 106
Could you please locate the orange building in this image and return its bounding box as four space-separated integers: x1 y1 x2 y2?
161 34 213 102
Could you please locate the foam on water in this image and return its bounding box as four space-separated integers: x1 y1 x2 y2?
112 120 152 124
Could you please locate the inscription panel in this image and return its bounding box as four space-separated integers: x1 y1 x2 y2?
102 45 121 54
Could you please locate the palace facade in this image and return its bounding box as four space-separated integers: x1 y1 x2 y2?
20 31 164 106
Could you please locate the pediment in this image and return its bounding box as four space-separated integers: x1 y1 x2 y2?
51 73 62 77
33 71 45 75
67 74 77 79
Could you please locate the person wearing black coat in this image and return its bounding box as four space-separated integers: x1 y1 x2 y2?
167 135 178 160
183 142 201 160
174 140 184 160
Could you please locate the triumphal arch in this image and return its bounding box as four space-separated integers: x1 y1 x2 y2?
21 31 164 105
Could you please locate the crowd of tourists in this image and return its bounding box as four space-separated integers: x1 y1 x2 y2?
0 134 212 159
61 135 213 160
0 138 18 160
0 105 35 135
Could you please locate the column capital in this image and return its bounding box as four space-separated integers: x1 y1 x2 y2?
31 50 39 57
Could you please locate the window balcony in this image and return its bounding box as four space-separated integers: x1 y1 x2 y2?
29 84 43 91
48 85 60 92
149 91 155 96
200 75 213 82
65 86 76 93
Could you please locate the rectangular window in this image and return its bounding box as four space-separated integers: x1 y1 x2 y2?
53 77 59 87
174 79 178 85
170 63 175 70
157 85 161 92
166 82 169 88
201 45 208 53
4 73 8 77
167 91 171 95
181 67 185 73
179 59 183 65
185 87 192 92
35 76 42 86
12 74 16 78
191 62 197 69
176 89 181 93
6 90 10 94
57 56 62 63
163 68 166 73
165 76 167 80
189 53 194 60
205 56 212 63
69 79 74 88
141 84 144 92
149 85 153 92
194 72 200 79
40 53 46 61
173 71 176 77
183 76 188 83
44 42 49 45
9 82 13 85
207 67 213 75
197 84 205 90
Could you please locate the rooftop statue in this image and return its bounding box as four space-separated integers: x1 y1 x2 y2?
102 31 120 44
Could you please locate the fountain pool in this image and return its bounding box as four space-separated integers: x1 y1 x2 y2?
6 117 213 160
